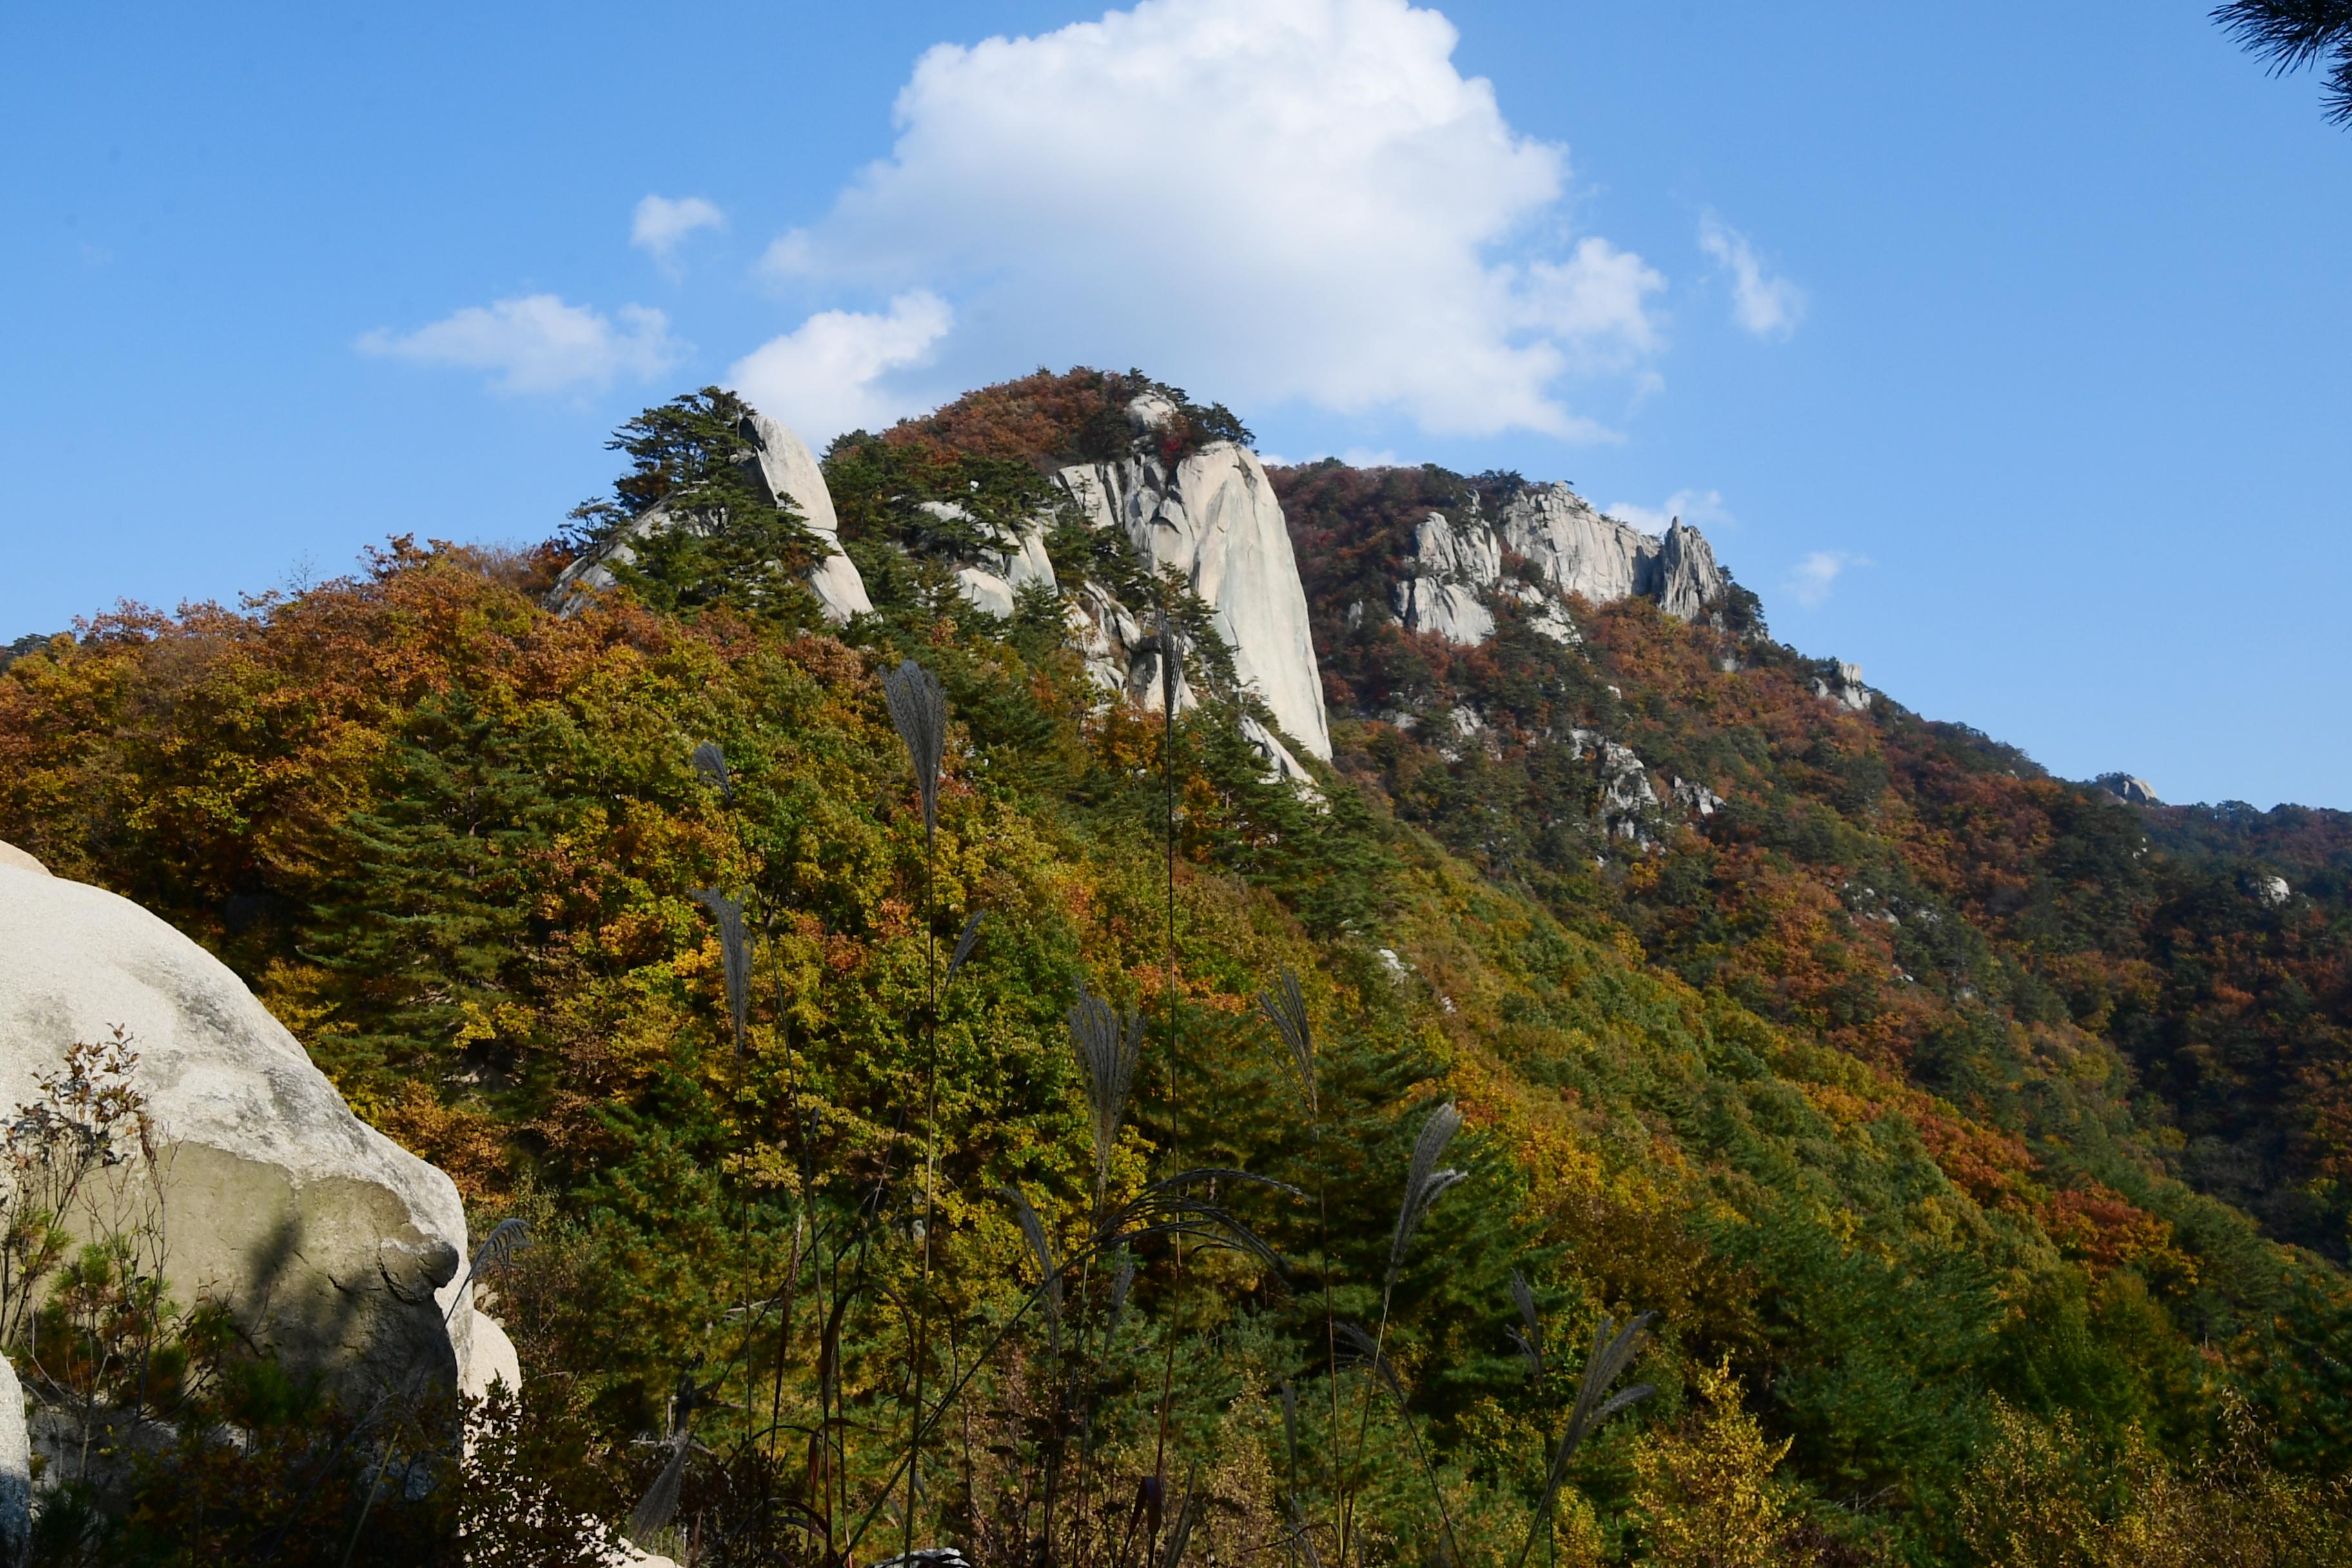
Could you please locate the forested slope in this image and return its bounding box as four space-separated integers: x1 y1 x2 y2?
0 369 2345 1564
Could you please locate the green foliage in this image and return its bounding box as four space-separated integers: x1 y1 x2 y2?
566 386 823 623
3 384 2349 1562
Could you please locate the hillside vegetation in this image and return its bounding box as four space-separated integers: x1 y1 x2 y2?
1 368 2347 1565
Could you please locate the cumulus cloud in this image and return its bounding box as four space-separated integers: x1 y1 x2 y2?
1605 487 1733 536
632 195 727 266
728 291 954 443
357 295 681 395
758 0 1664 440
1698 214 1805 340
1785 549 1865 608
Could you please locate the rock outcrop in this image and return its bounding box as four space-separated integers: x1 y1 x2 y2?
1394 513 1498 646
0 1356 22 1567
934 501 1059 620
1387 485 1726 649
0 861 473 1400
1050 412 1331 767
1812 662 1872 712
0 841 42 877
1569 729 1663 847
2095 773 2162 807
551 408 873 625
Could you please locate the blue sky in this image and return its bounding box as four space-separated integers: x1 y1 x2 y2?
5 2 2347 808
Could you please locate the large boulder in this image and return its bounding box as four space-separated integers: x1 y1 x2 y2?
0 1355 23 1565
0 860 471 1400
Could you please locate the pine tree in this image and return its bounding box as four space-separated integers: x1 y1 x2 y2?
567 387 822 622
301 689 558 1096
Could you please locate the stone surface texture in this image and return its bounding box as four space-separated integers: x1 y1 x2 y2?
1812 662 1872 712
940 500 1059 622
0 864 472 1400
0 842 42 878
1671 777 1725 818
463 1308 522 1401
0 1355 23 1567
2095 773 2163 807
1393 513 1499 645
1569 729 1663 847
1054 426 1331 763
549 407 872 625
1385 485 1724 651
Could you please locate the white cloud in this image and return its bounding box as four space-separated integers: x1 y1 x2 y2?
758 0 1665 440
1605 487 1733 536
1785 549 1865 608
728 291 954 443
631 195 727 266
357 295 681 395
1698 214 1805 340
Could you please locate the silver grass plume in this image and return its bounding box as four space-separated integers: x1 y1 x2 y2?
946 910 985 988
1068 981 1146 1205
1509 1269 1546 1378
1257 967 1317 1115
442 1217 533 1324
628 1437 690 1545
999 1184 1063 1354
629 1367 706 1544
691 740 732 805
882 659 947 840
1386 1101 1467 1288
692 889 750 1056
1155 608 1183 717
1514 1312 1658 1568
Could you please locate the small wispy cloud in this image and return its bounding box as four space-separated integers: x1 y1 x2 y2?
357 295 682 395
1785 549 1866 608
1605 487 1734 536
727 290 954 444
1698 213 1805 340
631 194 727 268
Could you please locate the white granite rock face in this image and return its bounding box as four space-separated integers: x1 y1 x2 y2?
1500 487 1659 605
0 841 42 877
1671 777 1725 818
940 500 1060 622
549 407 872 625
1054 438 1331 763
2257 875 2291 908
1383 485 1721 652
1812 662 1872 712
463 1309 522 1402
1393 513 1498 645
0 865 472 1400
1655 518 1727 620
0 1355 23 1567
1569 729 1663 847
2095 774 2162 807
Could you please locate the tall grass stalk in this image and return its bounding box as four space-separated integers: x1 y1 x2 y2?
885 656 950 1558
1340 1099 1464 1563
1259 968 1345 1553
